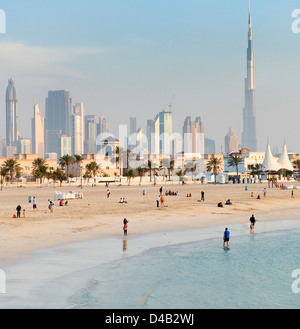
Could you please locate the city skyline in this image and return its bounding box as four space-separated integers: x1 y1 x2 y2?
0 1 300 153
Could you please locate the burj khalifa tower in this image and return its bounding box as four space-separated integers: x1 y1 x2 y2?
242 3 258 152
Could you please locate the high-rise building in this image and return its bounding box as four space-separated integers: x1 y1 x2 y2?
84 115 98 154
130 117 137 136
97 115 109 140
205 138 216 154
0 137 3 157
18 138 32 154
6 79 19 147
242 5 257 152
59 135 72 157
45 90 72 154
159 109 173 155
225 128 239 154
32 103 45 158
183 116 205 155
72 103 85 155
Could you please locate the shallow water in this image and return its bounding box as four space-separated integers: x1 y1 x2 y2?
1 220 300 309
70 228 300 309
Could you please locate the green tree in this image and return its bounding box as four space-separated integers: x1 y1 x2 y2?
227 155 243 179
136 167 146 185
86 161 102 183
3 159 22 186
59 155 74 178
0 167 8 190
32 158 49 186
206 157 223 184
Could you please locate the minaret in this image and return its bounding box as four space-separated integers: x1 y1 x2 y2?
242 2 257 151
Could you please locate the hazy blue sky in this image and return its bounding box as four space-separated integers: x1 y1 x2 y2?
0 0 300 153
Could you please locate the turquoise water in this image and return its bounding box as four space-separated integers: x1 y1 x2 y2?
71 228 300 309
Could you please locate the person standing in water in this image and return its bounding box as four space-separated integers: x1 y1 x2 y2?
223 228 230 248
250 214 256 234
123 218 128 236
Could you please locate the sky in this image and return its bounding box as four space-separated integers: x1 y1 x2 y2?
0 0 300 153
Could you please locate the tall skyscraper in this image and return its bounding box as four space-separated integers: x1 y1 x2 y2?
32 102 45 158
72 103 85 155
159 109 173 155
45 90 72 154
97 115 109 139
6 79 19 147
84 115 98 154
130 117 137 136
225 128 239 154
183 116 205 154
242 5 257 152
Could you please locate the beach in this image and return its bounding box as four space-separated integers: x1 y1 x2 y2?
0 181 299 267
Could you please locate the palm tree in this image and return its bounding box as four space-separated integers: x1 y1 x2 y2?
176 170 184 184
227 155 243 179
51 170 59 188
206 157 223 184
32 158 49 186
124 169 135 186
136 167 146 185
112 147 131 176
59 155 74 179
0 167 8 190
54 168 68 187
3 159 22 186
185 161 197 180
250 164 263 180
86 161 102 183
74 154 83 179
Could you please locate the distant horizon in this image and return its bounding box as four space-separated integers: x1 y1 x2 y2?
0 0 300 153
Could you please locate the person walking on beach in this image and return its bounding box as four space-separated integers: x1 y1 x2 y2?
263 188 267 198
107 189 110 199
159 187 163 196
250 215 256 234
123 218 128 236
156 196 160 208
201 191 205 202
48 200 54 213
291 190 294 198
16 205 22 218
33 196 38 210
223 228 230 248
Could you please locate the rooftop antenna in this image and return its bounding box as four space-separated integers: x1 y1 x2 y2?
169 94 175 112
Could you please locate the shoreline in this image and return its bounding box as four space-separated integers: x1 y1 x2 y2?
2 218 300 309
0 182 299 268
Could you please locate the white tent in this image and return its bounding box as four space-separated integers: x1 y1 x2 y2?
262 141 281 172
277 141 294 171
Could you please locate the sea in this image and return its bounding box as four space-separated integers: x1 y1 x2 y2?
1 219 300 309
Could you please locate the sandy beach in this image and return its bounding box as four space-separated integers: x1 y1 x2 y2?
0 181 299 267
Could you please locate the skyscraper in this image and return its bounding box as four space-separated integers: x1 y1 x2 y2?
6 79 19 147
159 109 173 155
97 115 109 139
84 115 98 154
130 117 137 136
32 102 45 158
182 116 205 154
45 90 72 154
72 103 85 155
242 5 258 152
225 128 239 154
